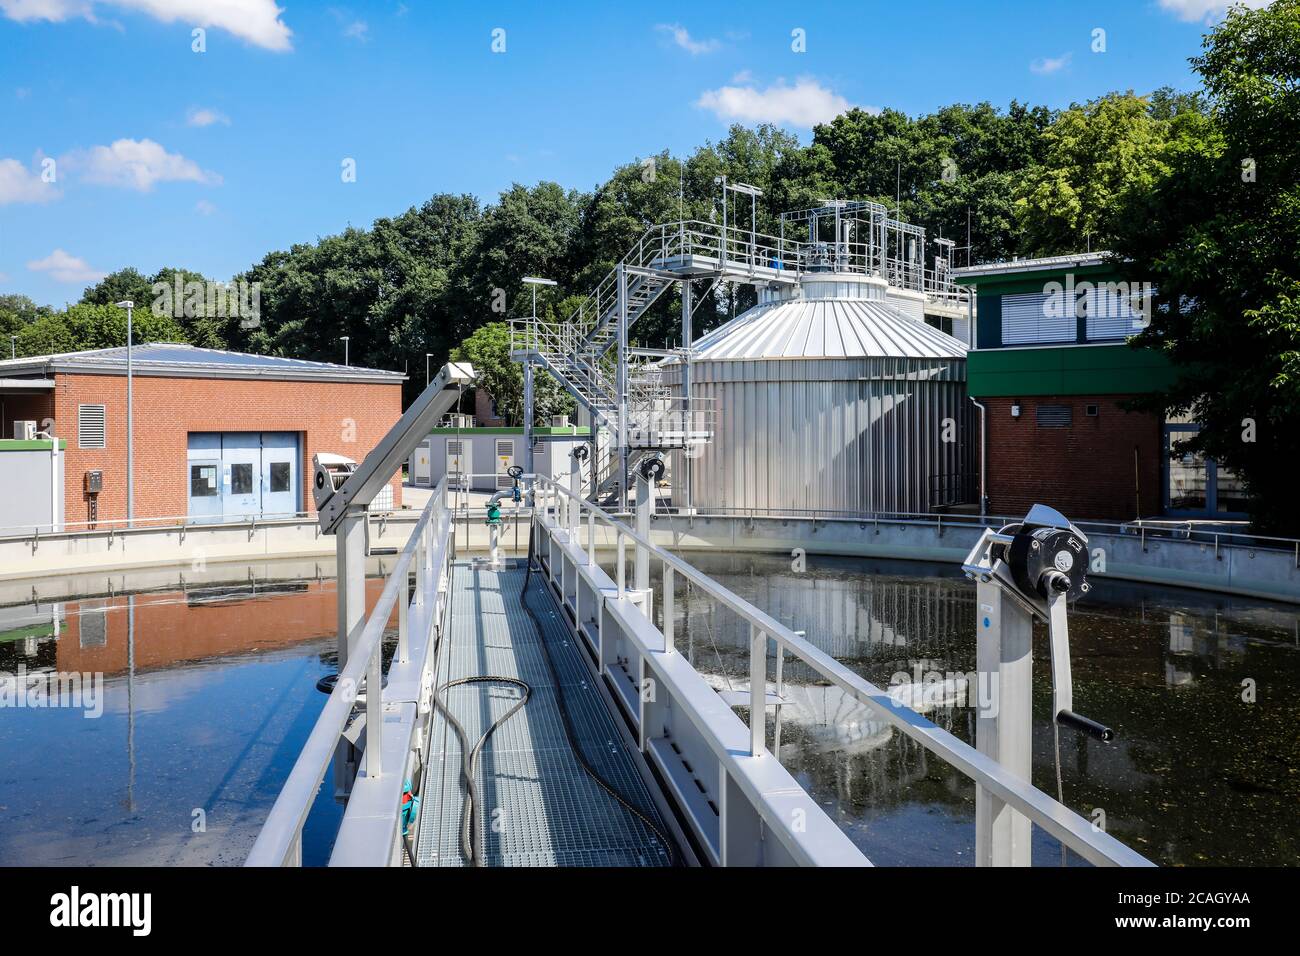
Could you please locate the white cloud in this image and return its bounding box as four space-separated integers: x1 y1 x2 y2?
26 248 106 284
64 138 221 191
0 0 292 51
341 18 367 41
1030 52 1072 75
0 0 94 22
1157 0 1271 22
0 157 59 205
656 23 719 55
696 77 858 128
195 198 216 215
186 106 230 127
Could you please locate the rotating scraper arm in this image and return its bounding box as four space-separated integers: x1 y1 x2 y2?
316 361 475 533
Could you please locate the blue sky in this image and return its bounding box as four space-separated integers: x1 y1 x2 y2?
0 0 1262 306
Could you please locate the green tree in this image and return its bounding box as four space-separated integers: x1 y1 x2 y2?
13 302 186 358
1014 92 1177 255
450 320 572 426
1112 0 1300 534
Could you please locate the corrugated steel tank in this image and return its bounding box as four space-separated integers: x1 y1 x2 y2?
666 274 971 515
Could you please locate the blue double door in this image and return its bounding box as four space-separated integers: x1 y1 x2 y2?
188 432 301 522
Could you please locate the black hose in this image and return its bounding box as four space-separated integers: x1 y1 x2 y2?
431 675 531 866
522 521 678 866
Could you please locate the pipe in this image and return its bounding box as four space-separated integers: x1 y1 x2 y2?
970 397 987 517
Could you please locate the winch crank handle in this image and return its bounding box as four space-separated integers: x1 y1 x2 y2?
1045 581 1115 743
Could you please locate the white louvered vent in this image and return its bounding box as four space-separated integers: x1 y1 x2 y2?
78 404 106 449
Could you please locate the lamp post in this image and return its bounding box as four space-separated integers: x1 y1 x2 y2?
115 300 135 528
340 336 350 366
520 277 557 478
426 352 433 386
10 335 15 359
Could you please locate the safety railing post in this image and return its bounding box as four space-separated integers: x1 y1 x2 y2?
663 563 675 653
587 510 596 566
749 624 765 756
366 641 382 778
617 529 626 598
398 568 410 664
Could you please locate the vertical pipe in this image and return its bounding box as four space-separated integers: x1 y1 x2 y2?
334 509 366 800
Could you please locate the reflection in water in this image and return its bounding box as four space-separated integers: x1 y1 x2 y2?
652 553 1300 867
0 562 397 866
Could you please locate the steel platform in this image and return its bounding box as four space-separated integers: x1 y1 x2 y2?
414 560 674 867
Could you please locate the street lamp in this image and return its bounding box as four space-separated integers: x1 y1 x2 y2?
115 300 135 528
340 336 350 366
10 335 15 359
426 352 434 386
520 277 557 477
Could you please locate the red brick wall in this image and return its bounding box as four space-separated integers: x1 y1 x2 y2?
983 395 1163 522
50 373 403 526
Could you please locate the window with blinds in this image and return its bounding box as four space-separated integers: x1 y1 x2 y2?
77 404 106 448
1000 292 1074 345
1084 285 1146 340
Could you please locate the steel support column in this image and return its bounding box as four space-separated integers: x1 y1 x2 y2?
616 265 629 512
680 278 693 513
523 360 535 478
975 578 1034 866
333 508 367 800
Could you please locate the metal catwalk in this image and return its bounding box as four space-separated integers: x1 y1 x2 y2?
414 561 673 867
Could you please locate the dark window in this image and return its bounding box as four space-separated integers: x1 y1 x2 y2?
270 462 291 493
231 463 253 495
1085 404 1100 417
1036 404 1073 428
190 465 218 497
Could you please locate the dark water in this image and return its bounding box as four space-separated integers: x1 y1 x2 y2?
0 564 397 867
3 553 1295 867
649 553 1300 867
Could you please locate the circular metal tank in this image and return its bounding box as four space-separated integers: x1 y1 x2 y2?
668 274 970 515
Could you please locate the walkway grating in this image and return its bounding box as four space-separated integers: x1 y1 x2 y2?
414 561 673 867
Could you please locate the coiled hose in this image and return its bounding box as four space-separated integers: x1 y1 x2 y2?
521 520 678 866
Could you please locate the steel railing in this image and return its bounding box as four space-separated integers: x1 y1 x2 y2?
531 473 1153 866
245 478 453 866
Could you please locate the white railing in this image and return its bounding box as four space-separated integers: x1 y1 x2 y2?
530 474 1153 867
245 479 453 866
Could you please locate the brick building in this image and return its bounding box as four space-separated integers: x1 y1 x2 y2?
0 343 404 529
954 254 1245 523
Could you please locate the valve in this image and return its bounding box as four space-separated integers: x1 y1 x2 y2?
485 502 502 525
571 445 589 463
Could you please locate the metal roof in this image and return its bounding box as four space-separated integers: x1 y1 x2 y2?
952 252 1113 280
0 342 405 384
688 295 967 361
